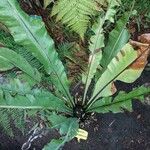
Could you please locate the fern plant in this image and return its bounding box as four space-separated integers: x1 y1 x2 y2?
51 0 115 38
0 108 25 137
0 0 150 149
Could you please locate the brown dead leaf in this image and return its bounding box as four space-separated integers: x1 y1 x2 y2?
138 33 150 44
111 83 117 95
129 33 150 70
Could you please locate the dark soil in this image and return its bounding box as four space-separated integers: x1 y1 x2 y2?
64 101 150 150
63 64 150 150
0 68 150 150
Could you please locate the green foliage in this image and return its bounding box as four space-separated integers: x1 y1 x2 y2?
0 47 41 82
85 38 150 109
44 114 79 150
121 0 150 31
82 0 121 103
0 57 14 71
44 0 53 8
0 0 72 104
91 44 136 102
88 86 150 113
0 108 25 137
122 0 150 14
0 79 69 112
0 0 149 149
100 13 130 69
51 0 106 38
44 139 64 150
0 29 42 70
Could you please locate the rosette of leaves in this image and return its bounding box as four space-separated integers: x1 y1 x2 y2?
0 0 150 149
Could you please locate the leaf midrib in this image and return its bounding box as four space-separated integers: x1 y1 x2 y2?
88 89 149 111
7 0 71 101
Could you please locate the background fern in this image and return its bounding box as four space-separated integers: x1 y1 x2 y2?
0 108 25 137
51 0 106 38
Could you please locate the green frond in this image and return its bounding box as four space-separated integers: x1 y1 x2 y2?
88 86 150 113
51 0 121 38
0 47 41 82
82 0 121 104
51 0 99 38
101 13 130 69
0 29 42 70
44 114 79 150
0 108 25 137
0 0 72 104
0 79 70 113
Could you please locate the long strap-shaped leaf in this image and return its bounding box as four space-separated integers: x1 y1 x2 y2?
88 86 150 113
0 47 41 82
0 79 70 113
44 114 79 150
100 13 130 69
82 18 104 104
0 0 72 105
82 0 120 104
89 34 150 100
86 43 139 109
0 57 14 71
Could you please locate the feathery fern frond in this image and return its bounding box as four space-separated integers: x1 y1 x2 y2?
51 0 100 38
0 108 25 137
